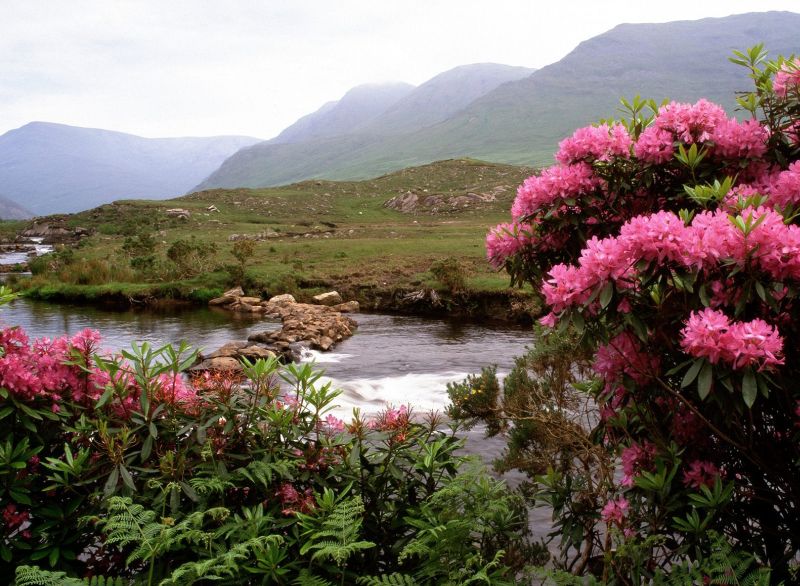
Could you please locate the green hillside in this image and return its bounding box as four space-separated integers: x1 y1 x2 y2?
18 159 536 312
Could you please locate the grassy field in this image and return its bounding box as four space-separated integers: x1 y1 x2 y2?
12 159 538 318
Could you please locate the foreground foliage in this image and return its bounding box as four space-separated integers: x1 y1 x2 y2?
0 284 535 584
455 46 800 582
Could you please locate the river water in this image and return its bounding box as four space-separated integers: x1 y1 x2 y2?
0 298 533 416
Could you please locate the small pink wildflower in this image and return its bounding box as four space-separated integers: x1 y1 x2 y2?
773 58 800 97
620 441 657 487
601 496 629 526
682 460 720 489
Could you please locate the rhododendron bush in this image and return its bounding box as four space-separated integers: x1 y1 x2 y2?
483 46 800 579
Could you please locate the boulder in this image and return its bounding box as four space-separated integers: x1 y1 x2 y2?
209 286 245 306
269 293 296 304
190 356 242 372
239 296 262 305
313 291 343 306
239 345 277 360
333 301 360 313
223 286 245 298
207 341 248 358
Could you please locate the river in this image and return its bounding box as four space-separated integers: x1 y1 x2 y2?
0 298 533 416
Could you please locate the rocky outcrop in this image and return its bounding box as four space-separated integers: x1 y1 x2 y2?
384 186 507 214
20 221 91 243
196 290 359 372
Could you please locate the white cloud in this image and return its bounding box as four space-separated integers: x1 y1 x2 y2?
1 0 797 138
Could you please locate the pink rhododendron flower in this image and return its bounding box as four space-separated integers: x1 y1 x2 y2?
486 222 534 268
773 58 800 97
653 99 728 144
634 99 738 163
712 118 768 160
594 333 660 389
321 414 345 434
766 161 800 208
682 460 720 489
601 497 629 526
556 123 632 165
634 126 675 164
680 308 784 370
620 441 657 487
511 163 601 219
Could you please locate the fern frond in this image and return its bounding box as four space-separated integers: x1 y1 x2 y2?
188 474 234 496
292 569 335 586
237 458 295 488
300 495 375 567
160 534 283 586
356 573 419 585
14 566 85 586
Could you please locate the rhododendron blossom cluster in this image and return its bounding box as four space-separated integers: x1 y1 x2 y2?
540 206 800 317
680 308 784 370
511 162 602 219
773 58 800 97
0 325 199 415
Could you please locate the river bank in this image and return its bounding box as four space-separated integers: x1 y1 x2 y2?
15 278 540 324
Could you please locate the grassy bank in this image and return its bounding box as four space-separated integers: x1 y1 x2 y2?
13 158 539 321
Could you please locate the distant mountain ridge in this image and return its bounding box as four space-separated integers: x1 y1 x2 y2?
197 62 535 190
271 82 415 144
0 193 32 220
197 11 800 191
0 122 260 215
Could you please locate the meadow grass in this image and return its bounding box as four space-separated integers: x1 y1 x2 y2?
23 159 536 310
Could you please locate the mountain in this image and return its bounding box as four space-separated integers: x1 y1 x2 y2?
358 64 535 136
271 82 415 143
0 122 261 215
0 193 32 220
197 11 800 190
196 63 536 189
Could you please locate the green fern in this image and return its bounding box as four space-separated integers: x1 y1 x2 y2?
187 474 234 496
356 573 419 585
237 458 295 488
14 566 128 586
292 569 335 586
649 532 774 585
160 534 283 585
14 566 85 586
299 494 375 567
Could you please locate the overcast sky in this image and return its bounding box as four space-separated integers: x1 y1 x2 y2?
2 1 798 139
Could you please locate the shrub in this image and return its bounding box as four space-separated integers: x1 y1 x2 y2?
466 45 800 581
430 257 468 293
165 237 218 279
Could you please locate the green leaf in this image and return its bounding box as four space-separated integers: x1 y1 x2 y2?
119 465 136 492
599 282 613 309
141 435 153 461
742 370 757 408
755 281 767 302
681 359 704 388
697 362 713 400
104 467 120 497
